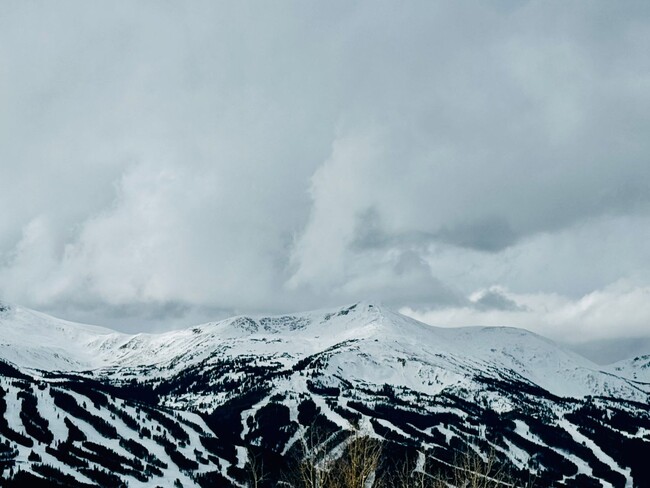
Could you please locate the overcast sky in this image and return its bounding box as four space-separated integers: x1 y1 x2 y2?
1 1 649 342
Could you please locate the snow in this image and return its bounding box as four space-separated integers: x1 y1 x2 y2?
557 417 632 487
607 355 650 383
1 301 648 405
3 385 26 437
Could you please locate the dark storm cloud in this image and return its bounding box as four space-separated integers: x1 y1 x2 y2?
472 288 527 312
436 218 518 253
1 1 649 339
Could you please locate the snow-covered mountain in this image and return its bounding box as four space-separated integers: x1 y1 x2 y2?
1 302 649 487
2 302 647 400
608 354 650 384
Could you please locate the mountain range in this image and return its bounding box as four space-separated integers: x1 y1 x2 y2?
0 301 648 487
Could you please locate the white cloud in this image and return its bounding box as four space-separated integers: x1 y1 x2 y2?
0 1 649 339
287 129 385 291
401 281 650 343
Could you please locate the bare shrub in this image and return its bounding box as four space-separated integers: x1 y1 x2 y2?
386 447 534 488
327 434 383 488
260 431 532 488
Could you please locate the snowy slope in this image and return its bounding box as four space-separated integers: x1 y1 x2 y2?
0 302 647 402
607 354 650 383
0 304 125 371
0 303 650 401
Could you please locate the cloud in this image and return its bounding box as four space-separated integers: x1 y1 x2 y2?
401 281 650 343
436 218 518 253
0 2 649 338
470 287 528 312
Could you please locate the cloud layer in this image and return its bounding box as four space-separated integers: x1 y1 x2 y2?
402 282 650 344
1 1 649 339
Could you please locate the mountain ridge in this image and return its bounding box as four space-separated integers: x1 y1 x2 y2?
1 302 650 487
1 301 646 401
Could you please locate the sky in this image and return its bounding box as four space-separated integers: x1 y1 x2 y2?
1 1 649 343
